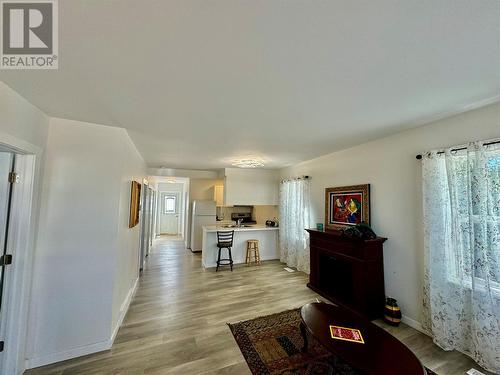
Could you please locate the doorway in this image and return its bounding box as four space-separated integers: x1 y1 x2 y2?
0 144 38 375
0 151 15 368
159 192 180 235
139 183 154 271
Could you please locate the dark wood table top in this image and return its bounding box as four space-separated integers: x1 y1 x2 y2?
300 302 426 375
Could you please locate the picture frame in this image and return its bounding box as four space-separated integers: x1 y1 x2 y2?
129 181 141 228
325 184 370 230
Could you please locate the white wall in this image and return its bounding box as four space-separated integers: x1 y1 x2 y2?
0 82 49 150
158 182 184 193
253 205 279 224
189 178 223 201
280 102 500 326
27 118 145 367
148 168 220 179
111 131 146 336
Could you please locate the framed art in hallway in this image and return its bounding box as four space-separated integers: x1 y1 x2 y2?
325 184 370 229
129 181 141 228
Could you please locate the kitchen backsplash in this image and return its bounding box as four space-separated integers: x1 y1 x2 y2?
253 205 279 224
216 205 278 224
216 206 252 221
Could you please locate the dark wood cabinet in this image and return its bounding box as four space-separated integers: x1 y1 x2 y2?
306 229 387 319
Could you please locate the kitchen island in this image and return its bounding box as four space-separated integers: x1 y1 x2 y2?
202 224 279 268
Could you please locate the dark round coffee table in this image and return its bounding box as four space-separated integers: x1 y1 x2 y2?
300 302 427 375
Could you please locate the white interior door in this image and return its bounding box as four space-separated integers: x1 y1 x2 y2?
160 192 180 235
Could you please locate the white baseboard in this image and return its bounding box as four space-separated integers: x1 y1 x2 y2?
401 314 429 335
26 279 139 370
111 278 139 343
26 339 111 369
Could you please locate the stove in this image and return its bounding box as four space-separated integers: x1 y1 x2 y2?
231 212 257 225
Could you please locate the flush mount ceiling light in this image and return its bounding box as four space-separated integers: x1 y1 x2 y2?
231 157 265 168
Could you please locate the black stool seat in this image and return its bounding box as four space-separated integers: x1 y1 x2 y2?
216 231 234 272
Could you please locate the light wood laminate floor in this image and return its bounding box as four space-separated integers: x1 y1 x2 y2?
26 237 491 375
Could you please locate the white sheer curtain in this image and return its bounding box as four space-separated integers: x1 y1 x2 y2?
279 178 311 273
422 140 500 373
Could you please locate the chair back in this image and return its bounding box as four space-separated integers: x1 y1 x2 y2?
217 230 234 246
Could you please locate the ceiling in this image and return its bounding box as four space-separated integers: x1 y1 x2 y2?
1 0 499 169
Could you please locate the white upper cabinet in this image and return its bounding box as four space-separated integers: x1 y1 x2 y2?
210 185 224 206
223 168 279 206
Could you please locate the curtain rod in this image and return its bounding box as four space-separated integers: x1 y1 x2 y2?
416 140 500 160
280 175 310 183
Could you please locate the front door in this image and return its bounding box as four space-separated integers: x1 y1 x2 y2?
160 192 180 235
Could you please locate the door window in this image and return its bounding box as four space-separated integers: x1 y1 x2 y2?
164 195 176 214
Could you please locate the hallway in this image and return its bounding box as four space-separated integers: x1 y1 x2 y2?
27 238 490 375
27 237 318 374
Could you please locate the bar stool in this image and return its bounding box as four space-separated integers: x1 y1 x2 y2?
216 230 234 272
246 239 261 265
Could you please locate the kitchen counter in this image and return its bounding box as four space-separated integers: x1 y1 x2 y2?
203 224 279 232
201 225 279 268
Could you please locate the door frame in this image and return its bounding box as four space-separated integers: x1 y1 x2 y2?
149 189 155 247
0 131 42 375
139 179 152 271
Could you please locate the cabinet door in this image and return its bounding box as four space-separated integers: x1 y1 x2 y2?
224 169 279 205
214 185 224 206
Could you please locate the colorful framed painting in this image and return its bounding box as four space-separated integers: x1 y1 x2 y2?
325 184 370 230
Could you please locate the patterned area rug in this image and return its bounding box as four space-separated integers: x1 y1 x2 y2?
229 308 436 375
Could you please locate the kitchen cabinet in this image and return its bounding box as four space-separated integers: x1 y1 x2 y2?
223 168 279 206
210 185 224 206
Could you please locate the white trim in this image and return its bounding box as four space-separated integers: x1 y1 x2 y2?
110 278 138 343
26 278 139 370
26 340 112 369
401 315 429 336
0 130 42 155
0 130 44 375
1 155 38 375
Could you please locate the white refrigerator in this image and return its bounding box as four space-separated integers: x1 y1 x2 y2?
190 200 216 252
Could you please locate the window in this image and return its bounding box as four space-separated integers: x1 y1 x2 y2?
422 141 500 372
164 195 176 214
447 151 500 289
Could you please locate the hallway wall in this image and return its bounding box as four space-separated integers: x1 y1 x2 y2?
27 118 146 368
112 130 146 337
